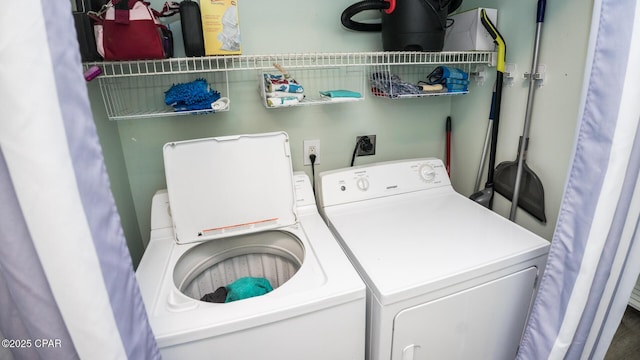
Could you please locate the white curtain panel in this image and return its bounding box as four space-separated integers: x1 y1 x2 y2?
0 0 160 359
517 0 640 359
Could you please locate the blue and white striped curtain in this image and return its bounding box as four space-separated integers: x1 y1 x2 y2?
0 1 160 359
517 0 640 358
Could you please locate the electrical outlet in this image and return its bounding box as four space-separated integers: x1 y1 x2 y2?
303 139 320 165
356 135 376 156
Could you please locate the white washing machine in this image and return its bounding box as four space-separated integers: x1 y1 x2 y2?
317 158 550 360
135 132 366 359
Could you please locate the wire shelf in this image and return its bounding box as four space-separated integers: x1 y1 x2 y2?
87 51 495 78
87 51 494 119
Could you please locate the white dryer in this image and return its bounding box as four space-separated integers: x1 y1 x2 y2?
317 158 550 360
135 132 366 359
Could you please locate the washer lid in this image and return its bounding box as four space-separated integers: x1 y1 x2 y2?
163 132 297 244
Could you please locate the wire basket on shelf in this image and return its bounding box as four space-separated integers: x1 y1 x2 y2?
99 71 230 120
259 66 366 108
369 63 472 99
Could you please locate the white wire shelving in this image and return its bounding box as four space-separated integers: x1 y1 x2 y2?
86 51 495 120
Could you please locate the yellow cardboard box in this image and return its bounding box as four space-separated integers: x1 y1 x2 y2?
200 0 242 55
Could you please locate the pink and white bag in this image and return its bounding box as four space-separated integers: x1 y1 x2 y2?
91 0 176 60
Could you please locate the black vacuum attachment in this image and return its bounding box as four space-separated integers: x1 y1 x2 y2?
341 0 463 51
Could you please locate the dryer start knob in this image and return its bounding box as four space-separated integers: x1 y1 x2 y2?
356 177 370 191
419 164 436 182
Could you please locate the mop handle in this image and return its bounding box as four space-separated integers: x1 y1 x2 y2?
480 9 506 73
509 0 546 220
480 9 505 193
446 116 451 177
474 88 496 192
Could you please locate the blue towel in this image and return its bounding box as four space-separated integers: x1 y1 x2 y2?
164 78 221 112
319 90 362 98
426 66 470 92
427 66 469 82
444 78 470 92
225 277 273 303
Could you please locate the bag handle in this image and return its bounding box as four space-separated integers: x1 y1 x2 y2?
155 1 180 18
88 0 177 25
114 0 131 25
87 1 110 23
86 0 127 24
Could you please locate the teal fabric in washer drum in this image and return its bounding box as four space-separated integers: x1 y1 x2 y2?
225 277 274 303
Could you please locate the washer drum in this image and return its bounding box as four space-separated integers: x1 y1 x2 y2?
173 231 305 301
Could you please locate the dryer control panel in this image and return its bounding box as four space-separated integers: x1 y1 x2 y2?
318 158 451 207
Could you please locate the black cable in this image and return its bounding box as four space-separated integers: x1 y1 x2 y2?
420 0 456 31
351 137 365 167
309 153 317 194
351 136 374 167
350 144 359 167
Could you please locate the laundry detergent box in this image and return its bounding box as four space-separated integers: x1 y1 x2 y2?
200 0 242 55
443 8 497 51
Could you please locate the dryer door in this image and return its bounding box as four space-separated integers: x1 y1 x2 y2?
391 267 538 360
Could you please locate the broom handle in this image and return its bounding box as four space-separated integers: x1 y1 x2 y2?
510 0 546 221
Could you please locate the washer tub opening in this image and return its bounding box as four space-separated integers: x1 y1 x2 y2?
173 230 305 302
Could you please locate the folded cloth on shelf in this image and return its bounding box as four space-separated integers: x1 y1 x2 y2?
264 74 304 93
319 90 362 98
265 91 305 101
225 277 273 303
267 96 300 107
164 78 221 111
444 78 470 93
369 72 422 98
426 66 470 93
427 66 469 82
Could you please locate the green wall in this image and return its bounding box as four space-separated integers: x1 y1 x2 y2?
89 0 593 267
454 0 592 235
